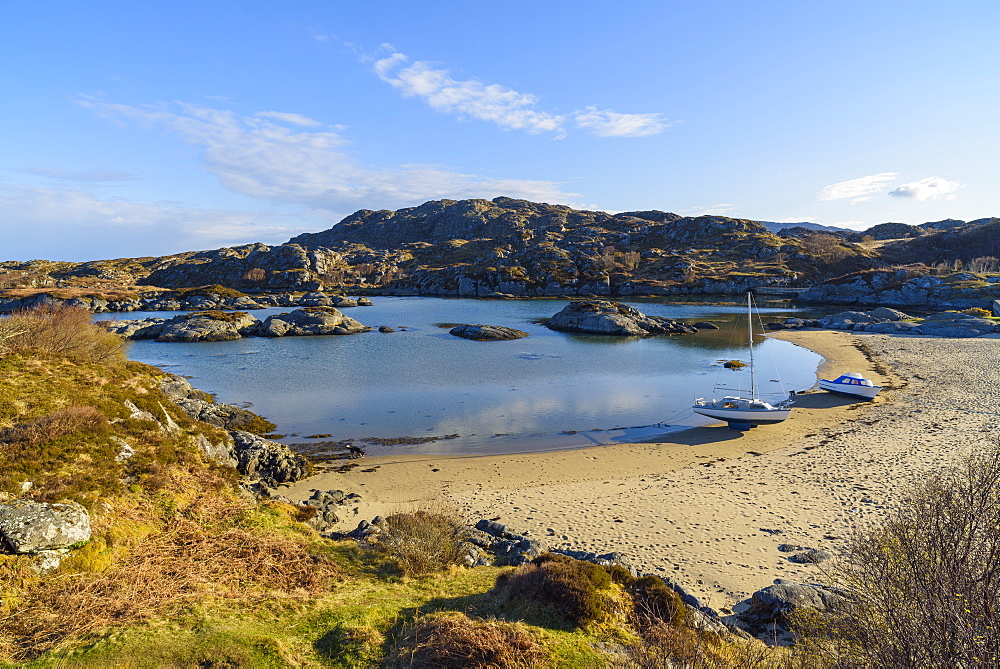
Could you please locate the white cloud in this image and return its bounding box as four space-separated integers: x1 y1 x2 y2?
888 176 963 201
254 111 323 127
0 182 311 261
371 47 669 138
573 107 668 137
373 51 564 134
693 203 737 216
818 172 898 202
75 96 581 212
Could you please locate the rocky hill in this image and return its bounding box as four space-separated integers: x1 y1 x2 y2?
1 197 997 301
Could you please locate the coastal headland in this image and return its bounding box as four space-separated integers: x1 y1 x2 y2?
282 330 1000 609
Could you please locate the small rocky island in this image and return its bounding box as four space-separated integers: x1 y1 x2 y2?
546 300 699 336
104 307 370 342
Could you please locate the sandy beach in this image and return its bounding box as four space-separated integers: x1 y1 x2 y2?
280 330 1000 609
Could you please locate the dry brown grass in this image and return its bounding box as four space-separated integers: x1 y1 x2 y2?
0 304 128 364
373 510 471 576
0 493 342 660
392 611 547 668
0 405 108 446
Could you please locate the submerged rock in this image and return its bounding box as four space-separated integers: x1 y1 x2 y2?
547 300 698 336
449 324 529 341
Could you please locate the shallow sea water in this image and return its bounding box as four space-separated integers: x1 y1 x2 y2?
104 297 824 456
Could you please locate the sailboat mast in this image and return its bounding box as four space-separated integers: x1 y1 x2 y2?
747 292 756 399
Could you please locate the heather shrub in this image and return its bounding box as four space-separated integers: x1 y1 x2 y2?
0 405 108 446
627 574 689 628
493 553 616 627
0 305 127 364
391 612 546 668
372 510 471 576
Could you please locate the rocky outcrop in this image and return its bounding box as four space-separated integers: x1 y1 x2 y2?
773 307 998 338
258 307 369 337
0 290 372 314
296 489 364 535
106 307 371 341
449 324 529 340
797 270 1000 309
0 499 91 553
546 300 699 336
230 430 310 487
154 311 260 342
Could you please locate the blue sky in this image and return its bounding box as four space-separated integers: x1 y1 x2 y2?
2 1 998 261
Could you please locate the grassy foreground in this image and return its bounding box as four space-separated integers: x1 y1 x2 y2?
0 307 792 667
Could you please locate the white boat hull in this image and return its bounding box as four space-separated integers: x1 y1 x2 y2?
818 379 881 400
692 404 791 425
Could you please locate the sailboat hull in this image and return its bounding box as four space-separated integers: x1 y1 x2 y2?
692 405 791 425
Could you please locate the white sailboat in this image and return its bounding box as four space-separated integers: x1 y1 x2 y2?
692 293 794 427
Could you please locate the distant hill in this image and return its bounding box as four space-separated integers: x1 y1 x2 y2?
0 198 995 298
756 221 853 235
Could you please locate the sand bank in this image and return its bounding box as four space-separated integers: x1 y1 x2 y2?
280 330 1000 608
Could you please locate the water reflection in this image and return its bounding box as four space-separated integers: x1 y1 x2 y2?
110 297 824 456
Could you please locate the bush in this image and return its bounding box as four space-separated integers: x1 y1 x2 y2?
793 448 1000 666
493 553 616 627
962 307 992 318
627 575 689 628
0 305 127 364
372 510 471 576
392 612 546 668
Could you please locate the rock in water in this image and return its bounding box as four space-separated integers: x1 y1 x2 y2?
155 311 260 342
449 324 529 340
258 307 369 337
546 300 698 336
0 499 92 553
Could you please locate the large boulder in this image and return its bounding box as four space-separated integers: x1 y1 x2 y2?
449 324 529 341
741 580 844 627
547 300 698 336
229 431 310 486
257 307 369 337
155 311 260 342
0 499 92 553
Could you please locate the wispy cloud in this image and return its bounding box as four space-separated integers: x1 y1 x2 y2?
818 173 898 202
693 203 737 216
75 96 581 211
573 107 669 137
888 176 963 201
254 111 324 127
371 47 669 138
0 182 309 260
25 167 135 183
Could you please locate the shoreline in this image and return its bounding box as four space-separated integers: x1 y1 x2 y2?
279 330 1000 608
